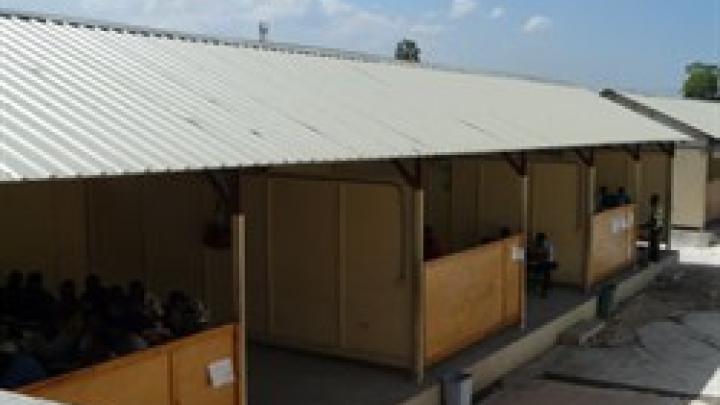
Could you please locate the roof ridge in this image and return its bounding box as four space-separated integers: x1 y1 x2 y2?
0 7 587 91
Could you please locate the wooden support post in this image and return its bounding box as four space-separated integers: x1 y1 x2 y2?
584 165 596 291
232 214 247 405
519 173 529 330
412 189 425 385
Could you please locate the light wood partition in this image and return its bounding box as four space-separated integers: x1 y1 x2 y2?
423 235 524 365
246 176 414 368
586 205 637 288
22 324 241 405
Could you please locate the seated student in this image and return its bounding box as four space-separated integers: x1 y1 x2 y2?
0 340 46 389
597 186 617 212
527 232 558 298
56 280 81 325
22 273 56 327
1 272 25 320
81 274 107 313
164 291 208 338
616 186 632 206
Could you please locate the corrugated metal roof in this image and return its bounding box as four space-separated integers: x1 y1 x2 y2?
623 94 720 139
0 12 688 182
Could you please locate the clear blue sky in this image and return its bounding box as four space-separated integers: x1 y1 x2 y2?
1 0 718 95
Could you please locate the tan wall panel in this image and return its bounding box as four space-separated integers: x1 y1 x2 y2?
710 156 720 180
342 184 412 362
240 176 269 337
0 182 87 288
478 160 521 239
142 176 207 299
268 179 340 346
588 205 637 287
87 178 146 286
530 162 584 286
595 151 630 197
0 175 234 324
424 160 453 251
639 152 669 226
450 158 480 251
672 149 708 227
707 179 720 223
424 242 505 365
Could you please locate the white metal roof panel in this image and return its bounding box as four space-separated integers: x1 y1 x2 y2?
0 13 688 182
625 94 720 139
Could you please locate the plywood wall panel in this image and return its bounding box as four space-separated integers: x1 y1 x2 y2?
342 183 412 362
451 158 479 251
268 179 340 347
240 176 269 338
672 149 708 228
478 160 521 239
530 162 585 286
424 242 505 365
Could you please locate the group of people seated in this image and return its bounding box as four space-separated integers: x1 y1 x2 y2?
597 186 632 212
0 272 209 389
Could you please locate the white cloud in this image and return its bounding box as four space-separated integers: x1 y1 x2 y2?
318 0 354 16
522 15 552 33
489 6 505 19
449 0 477 20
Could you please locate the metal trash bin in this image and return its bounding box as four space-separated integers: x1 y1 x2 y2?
443 373 473 405
597 283 617 319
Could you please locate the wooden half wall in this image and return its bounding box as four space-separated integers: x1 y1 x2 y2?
586 205 637 288
22 324 242 405
423 235 524 366
243 173 414 368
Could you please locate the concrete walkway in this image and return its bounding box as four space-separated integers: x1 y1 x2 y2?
485 257 720 405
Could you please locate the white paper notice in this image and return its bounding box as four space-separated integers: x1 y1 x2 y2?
207 358 235 388
512 246 525 262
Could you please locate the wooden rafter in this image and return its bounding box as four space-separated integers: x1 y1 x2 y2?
502 152 528 176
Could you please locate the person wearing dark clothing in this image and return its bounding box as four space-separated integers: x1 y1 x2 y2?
22 273 56 327
616 187 632 206
527 233 558 298
56 279 81 325
647 194 664 262
598 186 617 212
0 349 46 389
81 274 107 313
1 272 25 320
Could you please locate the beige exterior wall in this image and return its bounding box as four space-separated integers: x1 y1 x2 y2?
242 162 414 368
0 174 236 323
529 161 586 286
639 151 670 227
595 150 632 198
423 158 521 254
672 149 709 228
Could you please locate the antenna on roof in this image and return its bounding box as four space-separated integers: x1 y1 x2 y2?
259 21 269 44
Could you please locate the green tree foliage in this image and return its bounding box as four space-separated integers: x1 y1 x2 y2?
683 68 718 100
395 39 420 63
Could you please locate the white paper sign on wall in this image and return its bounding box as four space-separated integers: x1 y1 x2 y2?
512 246 525 262
207 357 235 388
